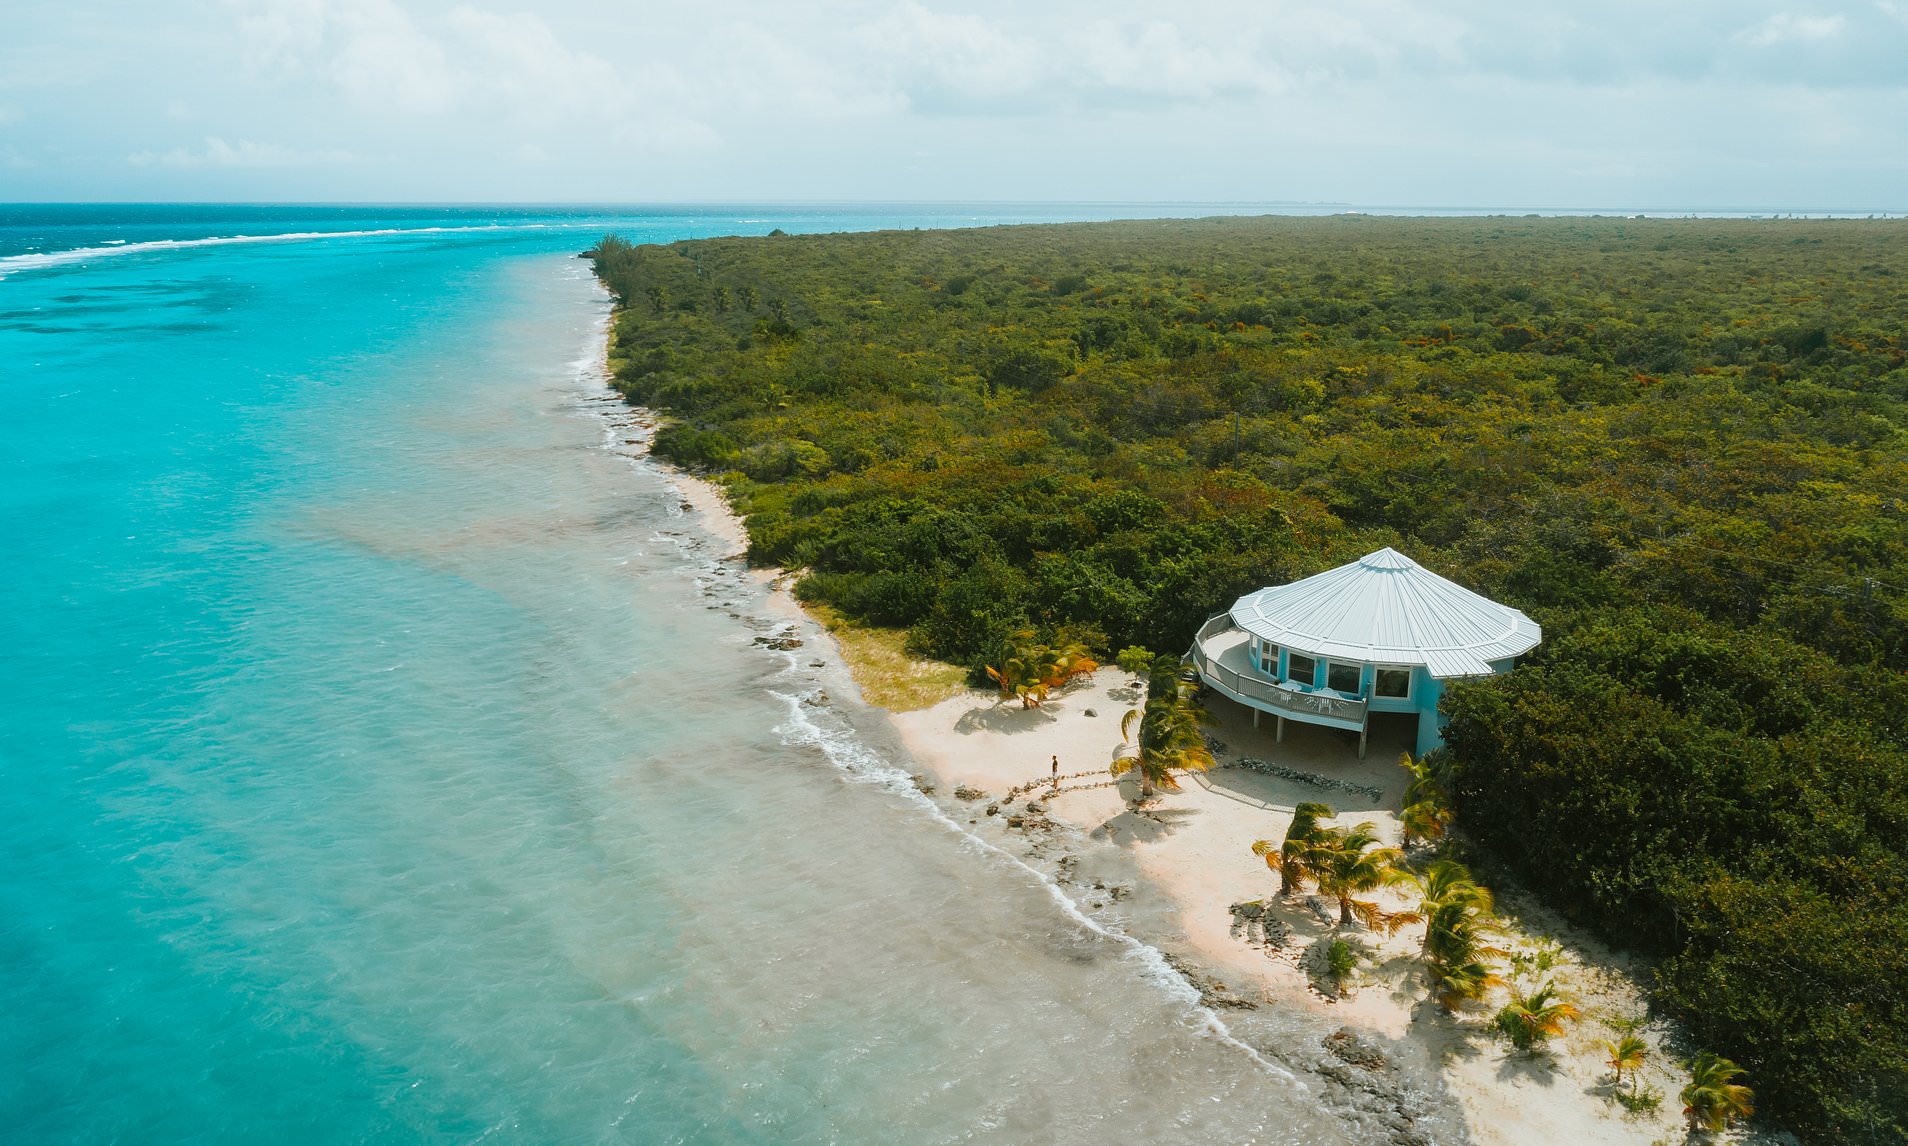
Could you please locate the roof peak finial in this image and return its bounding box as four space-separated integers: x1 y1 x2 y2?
1359 546 1417 571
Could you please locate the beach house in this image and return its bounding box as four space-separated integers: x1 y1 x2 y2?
1187 548 1541 758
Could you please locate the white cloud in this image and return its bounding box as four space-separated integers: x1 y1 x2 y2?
1739 12 1847 46
127 135 353 167
7 0 1908 203
1070 19 1281 101
324 0 456 113
446 7 629 118
716 22 904 119
229 0 328 73
852 2 1040 111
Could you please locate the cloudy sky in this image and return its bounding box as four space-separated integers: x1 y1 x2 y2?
3 1 1905 207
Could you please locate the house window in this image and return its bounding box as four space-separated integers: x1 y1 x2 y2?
1375 667 1411 698
1327 661 1361 694
1285 653 1316 686
1261 644 1279 673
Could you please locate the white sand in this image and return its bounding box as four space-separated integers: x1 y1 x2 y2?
890 681 1704 1146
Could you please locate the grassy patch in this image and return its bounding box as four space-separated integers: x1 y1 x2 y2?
804 601 969 712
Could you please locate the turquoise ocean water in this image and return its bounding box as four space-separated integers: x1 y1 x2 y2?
0 205 1379 1144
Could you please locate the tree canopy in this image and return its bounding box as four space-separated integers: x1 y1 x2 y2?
594 215 1908 1141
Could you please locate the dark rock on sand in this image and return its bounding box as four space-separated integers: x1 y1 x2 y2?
1159 950 1256 1009
1325 1027 1389 1071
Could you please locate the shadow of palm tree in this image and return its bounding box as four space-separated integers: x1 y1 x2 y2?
1495 1046 1564 1085
953 701 1060 735
1409 997 1492 1064
1371 951 1425 1005
1089 805 1197 844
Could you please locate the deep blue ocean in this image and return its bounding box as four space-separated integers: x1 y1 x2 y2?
0 204 1377 1144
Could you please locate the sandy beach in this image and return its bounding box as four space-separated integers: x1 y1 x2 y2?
890 680 1707 1146
658 460 1755 1146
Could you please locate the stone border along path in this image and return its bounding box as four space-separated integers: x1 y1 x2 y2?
1001 771 1108 802
1221 758 1385 804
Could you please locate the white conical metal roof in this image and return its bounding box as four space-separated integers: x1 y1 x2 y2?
1228 548 1541 678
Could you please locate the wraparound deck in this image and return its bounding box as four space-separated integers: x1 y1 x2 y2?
1187 615 1372 754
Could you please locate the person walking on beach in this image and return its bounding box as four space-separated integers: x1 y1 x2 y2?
1051 754 1060 793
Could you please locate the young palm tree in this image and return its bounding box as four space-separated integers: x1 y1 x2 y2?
1400 799 1454 848
1400 752 1442 805
1111 738 1212 800
1113 661 1212 801
1411 859 1494 955
1398 752 1454 848
1605 1035 1648 1091
1251 801 1335 898
1428 958 1504 1011
1039 641 1099 689
1308 824 1409 929
1681 1052 1754 1134
1412 858 1492 911
1424 899 1507 962
1494 979 1582 1052
987 631 1099 707
984 630 1045 706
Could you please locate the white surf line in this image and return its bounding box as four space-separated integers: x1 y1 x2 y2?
565 301 1309 1091
764 685 1309 1090
0 221 586 280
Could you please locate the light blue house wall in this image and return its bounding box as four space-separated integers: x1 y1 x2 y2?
1413 669 1444 757
1249 634 1454 756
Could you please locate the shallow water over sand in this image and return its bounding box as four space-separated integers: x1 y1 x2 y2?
0 207 1384 1142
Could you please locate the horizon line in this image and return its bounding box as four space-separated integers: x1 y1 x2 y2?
4 199 1907 216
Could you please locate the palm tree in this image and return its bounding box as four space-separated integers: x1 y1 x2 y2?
1604 1035 1647 1091
1412 859 1492 912
984 630 1042 705
1400 752 1440 805
1494 979 1582 1052
1400 799 1453 849
1308 823 1409 929
1038 640 1099 693
1410 859 1506 1009
1411 859 1494 955
1429 959 1504 1011
1398 752 1454 848
1251 802 1335 898
1111 740 1209 800
1681 1052 1753 1134
986 631 1098 708
1112 661 1211 801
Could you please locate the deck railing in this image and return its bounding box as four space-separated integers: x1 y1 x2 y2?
1187 615 1369 726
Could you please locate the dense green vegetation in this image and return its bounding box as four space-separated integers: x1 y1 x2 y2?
592 215 1908 1141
